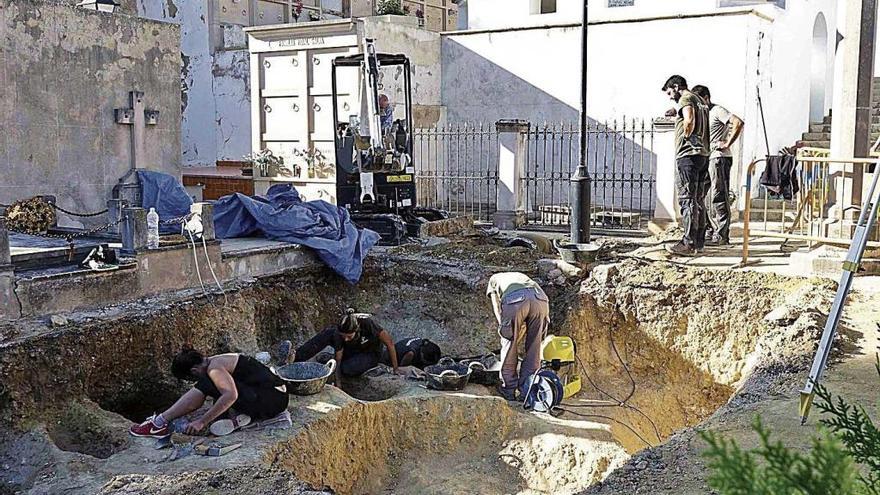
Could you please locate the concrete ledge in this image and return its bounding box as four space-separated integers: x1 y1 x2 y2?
8 239 322 319
789 245 880 278
493 211 526 230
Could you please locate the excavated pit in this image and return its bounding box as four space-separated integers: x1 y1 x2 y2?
0 252 832 495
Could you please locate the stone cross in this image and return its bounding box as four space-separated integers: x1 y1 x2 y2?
115 91 160 172
110 91 160 233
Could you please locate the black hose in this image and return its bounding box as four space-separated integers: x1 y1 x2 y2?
564 324 663 443
555 408 654 449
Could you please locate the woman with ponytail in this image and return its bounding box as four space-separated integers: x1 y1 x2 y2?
291 308 401 384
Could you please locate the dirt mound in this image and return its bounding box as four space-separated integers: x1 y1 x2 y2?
389 235 549 272
267 395 628 495
100 467 310 495
47 401 130 459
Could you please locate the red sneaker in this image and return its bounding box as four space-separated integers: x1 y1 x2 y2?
129 415 170 438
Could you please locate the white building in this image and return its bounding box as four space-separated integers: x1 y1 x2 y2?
444 0 850 219
450 0 837 159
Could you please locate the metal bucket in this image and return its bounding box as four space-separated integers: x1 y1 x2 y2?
461 354 501 386
554 240 599 266
276 359 336 396
424 358 472 391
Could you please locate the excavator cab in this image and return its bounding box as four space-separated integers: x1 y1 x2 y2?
331 39 446 244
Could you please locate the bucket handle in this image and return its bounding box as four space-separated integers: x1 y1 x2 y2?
324 359 337 376
438 356 455 366
438 369 459 377
468 361 486 371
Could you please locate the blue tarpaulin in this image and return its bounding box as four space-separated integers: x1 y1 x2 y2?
137 171 379 283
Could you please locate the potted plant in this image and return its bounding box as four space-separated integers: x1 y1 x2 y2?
377 0 406 15
292 148 330 179
243 149 285 178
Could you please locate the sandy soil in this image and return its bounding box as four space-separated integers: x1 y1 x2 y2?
0 234 861 495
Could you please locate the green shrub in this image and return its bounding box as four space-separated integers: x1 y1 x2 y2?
702 365 880 495
377 0 407 15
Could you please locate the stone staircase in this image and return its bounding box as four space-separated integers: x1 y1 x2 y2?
796 77 880 149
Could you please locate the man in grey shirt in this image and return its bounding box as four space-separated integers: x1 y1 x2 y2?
487 272 549 401
692 85 744 246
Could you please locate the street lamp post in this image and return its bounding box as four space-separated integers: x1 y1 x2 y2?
570 0 591 244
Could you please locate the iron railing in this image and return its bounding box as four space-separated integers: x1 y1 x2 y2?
413 120 657 231
413 123 499 222
523 120 657 231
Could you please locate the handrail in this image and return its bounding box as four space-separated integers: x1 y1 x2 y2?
740 157 767 267
740 150 880 268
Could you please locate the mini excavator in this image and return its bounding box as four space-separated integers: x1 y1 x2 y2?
330 38 446 244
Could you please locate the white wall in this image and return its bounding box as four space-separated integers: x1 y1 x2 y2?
443 14 752 128
442 0 837 213
466 0 775 30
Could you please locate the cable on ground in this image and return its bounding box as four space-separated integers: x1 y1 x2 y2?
560 320 663 443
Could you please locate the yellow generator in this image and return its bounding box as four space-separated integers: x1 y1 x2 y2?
541 335 582 399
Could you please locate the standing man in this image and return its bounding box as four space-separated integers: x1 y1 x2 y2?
661 75 711 256
487 272 550 401
692 85 744 246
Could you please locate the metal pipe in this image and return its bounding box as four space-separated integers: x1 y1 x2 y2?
570 0 591 244
739 158 767 266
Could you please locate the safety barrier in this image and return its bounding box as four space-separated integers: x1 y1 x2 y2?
741 147 880 265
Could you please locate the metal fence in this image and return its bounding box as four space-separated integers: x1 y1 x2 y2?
413 123 499 222
413 120 657 231
523 120 657 230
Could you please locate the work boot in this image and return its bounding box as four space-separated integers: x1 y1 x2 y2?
706 236 730 247
129 415 170 438
496 385 518 402
665 241 696 257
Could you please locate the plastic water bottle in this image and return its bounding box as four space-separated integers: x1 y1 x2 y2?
146 208 160 249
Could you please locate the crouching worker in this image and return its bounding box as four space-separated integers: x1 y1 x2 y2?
294 309 402 383
129 348 289 438
381 337 442 369
487 272 550 401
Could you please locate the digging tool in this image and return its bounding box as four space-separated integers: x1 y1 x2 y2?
799 146 880 424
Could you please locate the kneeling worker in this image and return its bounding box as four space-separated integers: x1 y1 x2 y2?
293 309 402 384
381 337 442 369
487 272 550 401
130 348 289 438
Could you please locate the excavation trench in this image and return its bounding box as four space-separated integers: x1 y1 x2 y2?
260 261 829 495
0 256 830 495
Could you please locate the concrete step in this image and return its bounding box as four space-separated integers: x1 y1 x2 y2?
750 198 796 209
809 123 831 133
748 209 797 222
797 140 831 148
801 132 831 141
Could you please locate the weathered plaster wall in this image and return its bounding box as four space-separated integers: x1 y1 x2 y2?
212 49 252 161
137 0 252 166
51 0 141 15
363 15 444 127
0 0 181 226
